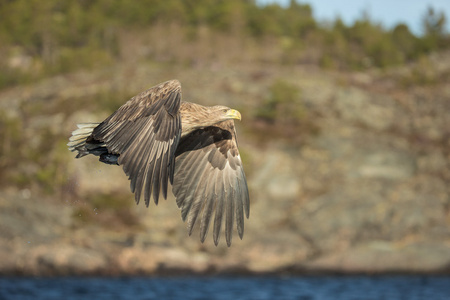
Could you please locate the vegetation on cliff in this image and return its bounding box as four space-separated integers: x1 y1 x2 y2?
1 0 449 88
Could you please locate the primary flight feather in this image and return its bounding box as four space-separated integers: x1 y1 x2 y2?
68 80 249 246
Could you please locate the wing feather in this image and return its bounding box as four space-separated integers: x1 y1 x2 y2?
92 80 182 205
175 145 208 212
224 164 234 246
187 161 214 235
213 180 225 246
199 170 218 242
173 120 249 246
180 154 209 221
234 172 245 239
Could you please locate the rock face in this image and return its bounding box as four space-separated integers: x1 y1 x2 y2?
0 60 449 276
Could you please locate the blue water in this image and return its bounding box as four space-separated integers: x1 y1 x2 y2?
1 276 449 300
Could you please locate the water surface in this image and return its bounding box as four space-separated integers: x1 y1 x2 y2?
1 276 449 300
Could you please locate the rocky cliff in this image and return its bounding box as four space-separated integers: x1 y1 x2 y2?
1 54 449 276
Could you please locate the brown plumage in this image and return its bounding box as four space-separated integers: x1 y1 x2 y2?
68 80 249 246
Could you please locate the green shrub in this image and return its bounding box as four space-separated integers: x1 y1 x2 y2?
256 79 304 125
253 79 320 144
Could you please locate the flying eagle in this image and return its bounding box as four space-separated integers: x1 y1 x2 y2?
68 80 249 246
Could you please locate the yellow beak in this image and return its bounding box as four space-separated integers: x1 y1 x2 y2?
227 109 241 121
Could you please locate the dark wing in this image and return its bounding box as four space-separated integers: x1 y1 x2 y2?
172 120 250 246
91 80 182 206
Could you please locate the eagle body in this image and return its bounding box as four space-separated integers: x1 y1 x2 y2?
68 80 249 246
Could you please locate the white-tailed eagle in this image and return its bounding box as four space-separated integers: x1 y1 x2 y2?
68 80 249 246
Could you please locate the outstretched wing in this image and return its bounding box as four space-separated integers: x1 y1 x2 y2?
172 120 250 246
91 80 182 206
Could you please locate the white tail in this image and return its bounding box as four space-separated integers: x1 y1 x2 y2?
67 123 99 152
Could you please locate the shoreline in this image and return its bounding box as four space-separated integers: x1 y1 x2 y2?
3 265 450 278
